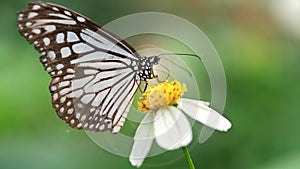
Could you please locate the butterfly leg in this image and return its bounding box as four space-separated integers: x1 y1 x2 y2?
137 81 148 93
137 84 143 93
158 63 170 81
165 71 170 81
143 82 148 92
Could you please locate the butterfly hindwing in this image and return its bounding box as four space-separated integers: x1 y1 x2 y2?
18 2 141 133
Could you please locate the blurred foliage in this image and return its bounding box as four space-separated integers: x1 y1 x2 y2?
1 0 300 169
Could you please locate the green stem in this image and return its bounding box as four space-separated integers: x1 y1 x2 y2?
182 146 195 169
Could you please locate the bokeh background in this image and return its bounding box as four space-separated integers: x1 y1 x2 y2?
1 0 300 169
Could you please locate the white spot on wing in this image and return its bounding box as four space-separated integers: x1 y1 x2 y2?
25 22 32 27
28 12 38 19
37 19 76 25
81 115 86 121
58 81 70 88
60 96 66 103
44 25 56 33
56 33 65 43
32 5 41 10
63 74 75 80
67 108 74 114
52 77 60 83
58 70 63 75
43 37 50 46
67 32 80 42
77 16 85 22
77 123 82 128
48 13 71 19
53 93 58 100
99 124 105 130
32 29 41 34
75 113 80 119
60 107 64 113
132 61 137 66
52 7 59 11
67 68 75 73
64 10 72 16
50 86 57 91
48 51 56 60
71 43 94 54
56 64 64 70
77 103 83 108
59 88 70 95
61 47 71 58
46 67 52 72
90 108 96 113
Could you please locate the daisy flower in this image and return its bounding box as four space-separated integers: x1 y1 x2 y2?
129 80 231 168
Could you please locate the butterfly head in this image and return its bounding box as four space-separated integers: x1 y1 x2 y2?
151 56 160 65
138 56 161 81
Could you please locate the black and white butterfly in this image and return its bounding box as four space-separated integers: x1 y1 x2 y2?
17 2 161 133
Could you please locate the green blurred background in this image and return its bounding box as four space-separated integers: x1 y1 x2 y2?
1 0 300 169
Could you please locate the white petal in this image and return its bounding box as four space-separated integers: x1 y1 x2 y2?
180 98 210 106
178 98 232 132
130 113 155 168
153 107 192 150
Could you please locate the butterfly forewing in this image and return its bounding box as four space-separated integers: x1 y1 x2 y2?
18 2 141 133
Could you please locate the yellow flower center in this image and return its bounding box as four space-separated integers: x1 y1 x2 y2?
138 80 187 112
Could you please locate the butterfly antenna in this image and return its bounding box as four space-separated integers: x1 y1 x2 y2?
156 63 171 81
157 53 201 61
160 57 193 77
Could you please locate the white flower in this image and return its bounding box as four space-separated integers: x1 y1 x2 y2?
130 96 231 167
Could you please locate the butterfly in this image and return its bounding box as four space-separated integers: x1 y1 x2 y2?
17 2 161 133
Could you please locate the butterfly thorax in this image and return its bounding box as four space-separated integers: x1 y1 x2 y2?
137 56 160 81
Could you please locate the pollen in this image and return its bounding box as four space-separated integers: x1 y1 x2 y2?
138 80 187 112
